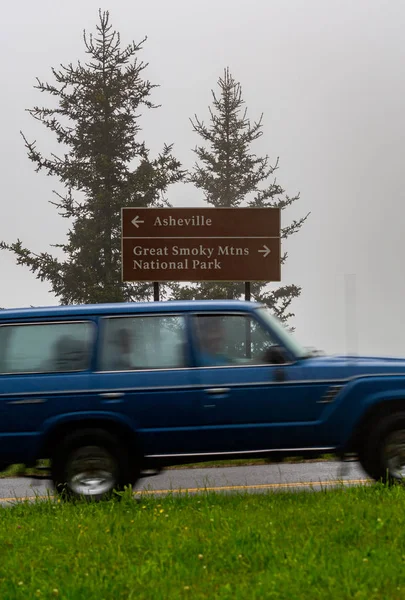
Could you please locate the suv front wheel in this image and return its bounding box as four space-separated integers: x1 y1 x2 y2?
51 428 139 501
360 411 405 484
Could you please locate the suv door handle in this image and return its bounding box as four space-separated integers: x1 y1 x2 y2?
204 388 230 395
274 369 285 382
99 392 125 399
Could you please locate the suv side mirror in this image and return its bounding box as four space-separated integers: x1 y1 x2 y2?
262 345 289 365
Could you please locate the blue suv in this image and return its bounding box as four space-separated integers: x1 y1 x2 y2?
1 300 405 500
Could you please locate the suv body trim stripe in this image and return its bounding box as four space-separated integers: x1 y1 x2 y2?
1 372 405 399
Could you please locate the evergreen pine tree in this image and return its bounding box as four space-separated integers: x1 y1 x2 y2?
0 10 184 304
177 68 308 325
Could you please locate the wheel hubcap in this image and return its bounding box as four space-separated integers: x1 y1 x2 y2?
383 430 405 479
67 445 117 497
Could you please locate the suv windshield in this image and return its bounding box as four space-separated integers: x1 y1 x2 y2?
255 306 308 360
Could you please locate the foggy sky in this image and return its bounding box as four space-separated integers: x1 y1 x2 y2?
1 0 404 357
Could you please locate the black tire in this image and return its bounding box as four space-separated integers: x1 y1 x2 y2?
359 411 405 484
51 428 140 501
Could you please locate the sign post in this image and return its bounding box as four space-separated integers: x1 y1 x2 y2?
121 207 281 285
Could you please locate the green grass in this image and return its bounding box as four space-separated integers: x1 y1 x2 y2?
1 484 405 598
0 461 50 478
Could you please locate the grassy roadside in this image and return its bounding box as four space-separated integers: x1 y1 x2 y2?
0 454 339 479
1 484 405 598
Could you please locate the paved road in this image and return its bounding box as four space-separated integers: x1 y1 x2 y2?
0 460 370 503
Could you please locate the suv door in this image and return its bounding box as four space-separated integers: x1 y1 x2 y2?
95 313 201 457
190 311 333 455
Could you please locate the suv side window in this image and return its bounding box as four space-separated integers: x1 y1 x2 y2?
193 313 280 367
0 321 94 374
99 315 187 371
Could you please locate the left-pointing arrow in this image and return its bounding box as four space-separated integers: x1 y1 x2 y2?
258 244 271 258
131 216 144 228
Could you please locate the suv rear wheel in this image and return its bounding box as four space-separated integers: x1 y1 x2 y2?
51 428 139 501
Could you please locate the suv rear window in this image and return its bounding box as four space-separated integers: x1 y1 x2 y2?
0 321 94 374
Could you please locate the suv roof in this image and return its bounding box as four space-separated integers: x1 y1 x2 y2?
0 299 262 321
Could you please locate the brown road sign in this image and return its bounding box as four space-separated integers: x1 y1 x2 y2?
122 237 280 282
122 206 281 282
122 207 280 239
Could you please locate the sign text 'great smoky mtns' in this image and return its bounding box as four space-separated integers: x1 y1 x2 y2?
121 207 281 282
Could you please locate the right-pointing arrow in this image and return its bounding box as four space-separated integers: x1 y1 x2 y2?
258 244 271 258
